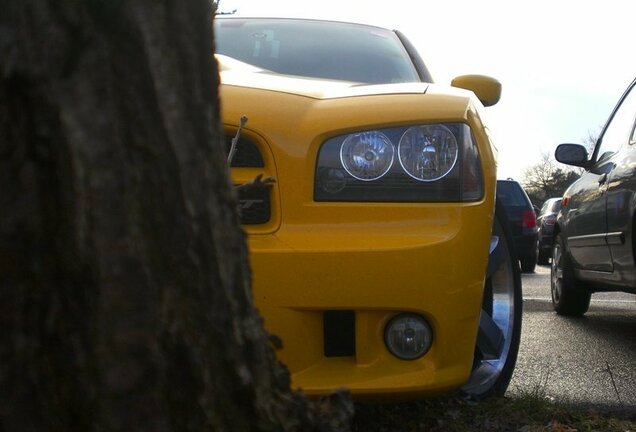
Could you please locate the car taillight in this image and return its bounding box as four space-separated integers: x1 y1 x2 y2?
522 209 537 229
544 214 557 225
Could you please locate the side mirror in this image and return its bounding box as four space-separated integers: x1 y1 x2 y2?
555 143 589 168
451 74 501 107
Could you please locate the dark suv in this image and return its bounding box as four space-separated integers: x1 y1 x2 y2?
496 179 538 272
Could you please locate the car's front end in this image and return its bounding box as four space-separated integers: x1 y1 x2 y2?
220 62 499 399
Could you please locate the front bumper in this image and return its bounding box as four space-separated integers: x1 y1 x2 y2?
221 78 499 399
248 204 491 399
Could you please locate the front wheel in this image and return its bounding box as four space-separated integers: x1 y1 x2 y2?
461 202 522 399
551 233 591 316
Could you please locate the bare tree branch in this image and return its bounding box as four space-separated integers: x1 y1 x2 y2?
522 153 580 206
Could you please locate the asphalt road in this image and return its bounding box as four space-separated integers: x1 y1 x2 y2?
506 264 636 413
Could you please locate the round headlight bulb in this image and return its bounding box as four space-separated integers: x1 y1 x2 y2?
384 313 433 360
340 131 394 181
398 125 458 181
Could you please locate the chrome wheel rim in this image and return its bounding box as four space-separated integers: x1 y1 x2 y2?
551 242 563 304
461 217 516 396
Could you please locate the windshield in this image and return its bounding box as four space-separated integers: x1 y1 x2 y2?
215 18 421 84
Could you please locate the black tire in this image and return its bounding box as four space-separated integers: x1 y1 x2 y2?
551 233 591 316
461 201 522 399
537 248 550 265
520 253 536 273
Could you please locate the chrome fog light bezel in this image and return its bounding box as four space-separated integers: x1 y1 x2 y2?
384 313 433 360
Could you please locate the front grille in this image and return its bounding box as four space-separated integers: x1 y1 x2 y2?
237 185 271 224
225 135 264 167
324 310 355 357
226 133 271 225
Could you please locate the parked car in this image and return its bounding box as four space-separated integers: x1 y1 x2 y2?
215 17 522 399
552 77 636 316
496 179 538 272
536 197 562 264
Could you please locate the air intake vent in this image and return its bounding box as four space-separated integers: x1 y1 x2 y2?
225 136 264 167
324 310 355 357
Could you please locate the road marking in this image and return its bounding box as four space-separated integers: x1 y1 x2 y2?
524 296 636 303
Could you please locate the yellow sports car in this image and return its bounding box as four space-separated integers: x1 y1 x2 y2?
216 17 522 400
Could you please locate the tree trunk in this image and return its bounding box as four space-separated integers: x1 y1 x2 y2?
0 1 352 430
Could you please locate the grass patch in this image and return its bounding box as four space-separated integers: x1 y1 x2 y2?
352 393 636 431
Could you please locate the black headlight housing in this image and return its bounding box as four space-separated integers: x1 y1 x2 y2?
314 123 483 202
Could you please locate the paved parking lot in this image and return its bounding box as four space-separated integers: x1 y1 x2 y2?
507 264 636 413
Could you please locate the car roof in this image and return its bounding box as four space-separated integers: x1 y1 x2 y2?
215 16 393 32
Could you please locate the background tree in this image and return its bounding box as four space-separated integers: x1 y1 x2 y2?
521 153 580 206
213 1 237 15
522 125 602 207
0 1 351 431
582 127 602 154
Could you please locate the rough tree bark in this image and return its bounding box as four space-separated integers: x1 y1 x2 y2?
0 1 352 430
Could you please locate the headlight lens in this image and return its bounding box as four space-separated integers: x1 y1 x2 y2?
314 123 483 202
398 125 458 181
340 131 394 181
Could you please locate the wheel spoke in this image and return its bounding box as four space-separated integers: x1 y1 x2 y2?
486 235 506 279
477 310 505 360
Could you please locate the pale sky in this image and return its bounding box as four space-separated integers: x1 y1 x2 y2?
216 0 636 180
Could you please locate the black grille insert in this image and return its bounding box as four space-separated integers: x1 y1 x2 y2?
237 186 270 225
324 310 355 357
225 135 264 167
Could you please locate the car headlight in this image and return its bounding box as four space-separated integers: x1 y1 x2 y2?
315 123 483 202
398 125 458 181
340 131 394 181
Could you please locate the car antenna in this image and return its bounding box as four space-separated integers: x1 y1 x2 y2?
227 115 248 167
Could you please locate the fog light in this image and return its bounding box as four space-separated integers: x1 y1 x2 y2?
384 313 432 360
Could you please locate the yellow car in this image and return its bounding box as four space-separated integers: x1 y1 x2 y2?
216 17 522 400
